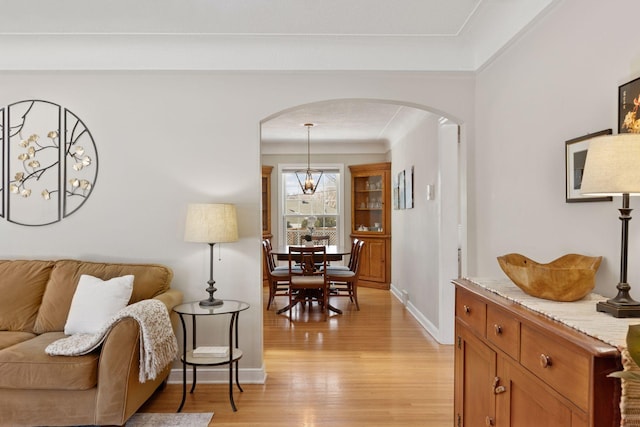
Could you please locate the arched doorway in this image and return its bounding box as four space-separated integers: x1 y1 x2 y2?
260 98 465 344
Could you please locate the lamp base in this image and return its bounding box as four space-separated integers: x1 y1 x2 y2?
596 299 640 318
199 281 223 307
596 280 640 318
199 298 224 307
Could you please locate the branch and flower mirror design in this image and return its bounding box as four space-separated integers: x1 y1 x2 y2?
0 100 98 226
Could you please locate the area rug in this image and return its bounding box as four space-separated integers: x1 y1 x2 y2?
125 412 213 426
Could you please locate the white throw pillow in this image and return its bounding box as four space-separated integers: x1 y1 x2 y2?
64 274 134 335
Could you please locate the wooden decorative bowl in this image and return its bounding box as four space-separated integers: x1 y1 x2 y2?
496 253 602 302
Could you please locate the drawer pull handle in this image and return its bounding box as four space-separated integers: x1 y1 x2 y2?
539 354 552 368
463 305 471 314
494 324 502 335
492 376 506 394
485 416 495 426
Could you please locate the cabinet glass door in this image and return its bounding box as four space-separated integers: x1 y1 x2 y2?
262 176 268 233
353 173 384 233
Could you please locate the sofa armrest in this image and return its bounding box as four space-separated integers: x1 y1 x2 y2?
154 288 183 344
153 288 183 311
94 317 145 424
94 289 183 425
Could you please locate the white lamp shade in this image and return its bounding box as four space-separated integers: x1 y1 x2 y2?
580 134 640 196
184 203 239 243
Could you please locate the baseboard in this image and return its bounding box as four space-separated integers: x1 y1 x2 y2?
167 365 267 384
390 283 442 343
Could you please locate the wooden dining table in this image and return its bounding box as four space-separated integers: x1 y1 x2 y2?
270 245 351 316
270 245 350 262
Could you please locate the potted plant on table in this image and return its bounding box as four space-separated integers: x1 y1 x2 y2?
303 234 313 246
304 215 317 246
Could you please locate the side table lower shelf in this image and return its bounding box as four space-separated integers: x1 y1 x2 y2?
180 349 244 412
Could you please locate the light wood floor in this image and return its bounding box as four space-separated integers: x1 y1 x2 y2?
139 287 454 426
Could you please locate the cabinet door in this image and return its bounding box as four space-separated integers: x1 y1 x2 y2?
352 172 386 233
261 165 273 239
261 166 273 285
455 324 497 427
496 356 572 427
359 238 386 283
349 162 390 234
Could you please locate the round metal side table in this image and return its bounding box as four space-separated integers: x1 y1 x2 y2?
173 300 250 412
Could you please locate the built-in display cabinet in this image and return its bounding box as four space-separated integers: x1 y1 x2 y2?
262 165 273 286
349 162 391 289
262 165 273 241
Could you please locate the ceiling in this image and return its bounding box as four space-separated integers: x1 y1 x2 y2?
0 0 556 71
261 100 433 154
1 0 493 36
0 0 549 38
0 0 557 152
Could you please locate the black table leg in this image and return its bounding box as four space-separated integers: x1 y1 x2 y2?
235 312 243 393
177 314 187 413
228 312 238 411
190 314 197 393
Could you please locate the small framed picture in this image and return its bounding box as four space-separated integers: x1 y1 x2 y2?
619 76 640 133
405 166 414 209
392 175 399 210
565 129 613 203
398 170 405 209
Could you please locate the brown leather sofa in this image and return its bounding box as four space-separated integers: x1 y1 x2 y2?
0 259 183 427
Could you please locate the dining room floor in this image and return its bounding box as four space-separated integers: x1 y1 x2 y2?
139 286 455 426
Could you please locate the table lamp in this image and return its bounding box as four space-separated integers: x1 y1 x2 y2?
184 203 238 306
581 134 640 317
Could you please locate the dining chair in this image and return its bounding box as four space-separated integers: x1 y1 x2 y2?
285 245 329 320
325 239 365 310
324 238 359 272
262 240 290 310
264 238 289 271
264 238 274 262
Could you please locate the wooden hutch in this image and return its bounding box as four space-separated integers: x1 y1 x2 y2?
349 162 391 289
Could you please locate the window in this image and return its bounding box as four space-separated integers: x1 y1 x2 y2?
280 166 341 246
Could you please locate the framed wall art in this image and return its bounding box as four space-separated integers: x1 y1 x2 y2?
565 129 612 203
398 170 405 209
619 76 640 133
392 175 399 210
405 166 414 209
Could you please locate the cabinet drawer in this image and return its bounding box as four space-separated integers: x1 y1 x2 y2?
520 324 590 410
456 288 486 337
486 304 519 360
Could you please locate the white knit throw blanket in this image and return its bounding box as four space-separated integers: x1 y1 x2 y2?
45 299 178 383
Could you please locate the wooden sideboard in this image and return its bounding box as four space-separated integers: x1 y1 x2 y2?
453 278 621 427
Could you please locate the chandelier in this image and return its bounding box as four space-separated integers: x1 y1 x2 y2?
296 123 323 195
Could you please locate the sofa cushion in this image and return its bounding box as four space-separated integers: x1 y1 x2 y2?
34 260 173 333
64 274 134 335
0 332 98 390
0 331 37 350
0 260 55 332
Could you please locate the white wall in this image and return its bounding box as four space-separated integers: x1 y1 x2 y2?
390 117 460 344
0 71 474 381
474 0 640 297
391 116 440 320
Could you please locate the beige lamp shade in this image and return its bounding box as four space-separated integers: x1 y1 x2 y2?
581 134 640 196
184 203 239 243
